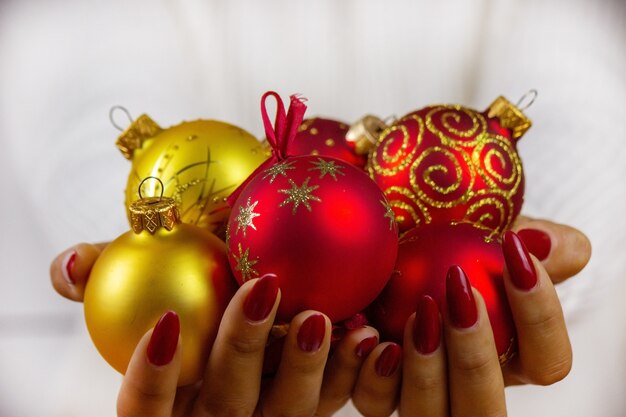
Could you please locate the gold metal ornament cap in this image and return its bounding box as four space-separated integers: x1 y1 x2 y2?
128 196 180 234
487 96 532 140
346 115 388 155
115 114 163 160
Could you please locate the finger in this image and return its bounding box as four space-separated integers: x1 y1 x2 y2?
262 311 332 417
444 266 506 417
502 231 572 386
399 296 447 417
49 242 108 301
513 215 591 283
316 326 380 417
117 311 181 417
352 342 402 417
193 274 280 417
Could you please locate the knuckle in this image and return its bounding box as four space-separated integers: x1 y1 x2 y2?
452 349 495 377
202 397 255 417
284 354 325 375
263 404 316 417
405 372 444 393
520 307 562 334
225 333 267 357
530 356 572 386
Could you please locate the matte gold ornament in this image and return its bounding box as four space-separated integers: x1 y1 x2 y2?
84 188 237 386
115 112 268 232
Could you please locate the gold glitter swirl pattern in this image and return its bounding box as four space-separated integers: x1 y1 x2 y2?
369 115 423 177
410 146 476 208
463 189 514 235
425 105 487 148
384 186 431 227
472 135 523 196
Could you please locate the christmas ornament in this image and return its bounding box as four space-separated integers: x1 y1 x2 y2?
369 222 516 364
290 117 372 168
368 95 532 234
113 108 267 233
227 92 399 323
84 180 236 385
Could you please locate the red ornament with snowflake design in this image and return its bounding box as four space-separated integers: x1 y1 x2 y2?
227 92 399 322
368 96 532 234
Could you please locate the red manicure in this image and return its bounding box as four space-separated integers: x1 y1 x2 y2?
375 343 402 377
446 265 478 329
297 314 326 352
517 228 551 261
355 335 378 358
503 231 538 290
63 251 77 285
413 295 441 354
243 273 279 321
147 311 180 366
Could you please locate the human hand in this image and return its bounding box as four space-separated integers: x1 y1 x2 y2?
349 229 583 417
50 252 381 417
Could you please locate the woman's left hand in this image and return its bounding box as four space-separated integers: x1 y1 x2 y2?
350 230 576 417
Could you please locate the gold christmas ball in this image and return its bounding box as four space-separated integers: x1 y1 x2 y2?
84 196 236 386
116 114 268 232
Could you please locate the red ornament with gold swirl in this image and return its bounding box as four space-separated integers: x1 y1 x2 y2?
368 96 532 234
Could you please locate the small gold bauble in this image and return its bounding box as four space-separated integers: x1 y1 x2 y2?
118 116 268 232
84 196 236 386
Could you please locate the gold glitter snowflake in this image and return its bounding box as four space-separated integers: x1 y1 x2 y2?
308 158 345 181
234 243 259 282
262 160 296 183
235 197 260 238
381 199 396 230
278 177 322 215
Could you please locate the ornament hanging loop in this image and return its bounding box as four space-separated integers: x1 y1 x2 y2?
138 176 164 201
515 89 538 111
109 105 134 132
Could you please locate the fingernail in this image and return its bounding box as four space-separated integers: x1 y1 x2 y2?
517 228 551 261
355 335 378 358
446 265 478 328
147 311 180 366
62 251 77 285
297 314 326 352
503 231 538 291
413 295 441 354
243 274 279 322
375 343 402 377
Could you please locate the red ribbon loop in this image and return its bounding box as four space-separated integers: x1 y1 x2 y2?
226 91 308 207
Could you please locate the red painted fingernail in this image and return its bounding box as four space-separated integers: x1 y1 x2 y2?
503 231 538 291
413 295 441 354
355 335 378 358
375 343 402 377
517 228 551 261
147 311 180 366
243 273 279 322
446 265 478 329
297 314 326 352
62 251 77 285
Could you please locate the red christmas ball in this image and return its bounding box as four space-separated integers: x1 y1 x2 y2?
227 154 399 322
290 117 368 168
369 222 516 364
368 97 531 234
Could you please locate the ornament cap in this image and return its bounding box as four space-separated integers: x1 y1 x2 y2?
115 114 163 160
487 96 532 140
128 196 180 234
346 115 388 155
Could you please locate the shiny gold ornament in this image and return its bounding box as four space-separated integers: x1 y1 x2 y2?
346 115 389 155
117 114 268 232
84 192 236 386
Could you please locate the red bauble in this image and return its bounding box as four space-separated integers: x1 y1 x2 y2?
228 154 399 322
227 92 398 323
368 96 531 234
291 117 368 168
369 222 516 364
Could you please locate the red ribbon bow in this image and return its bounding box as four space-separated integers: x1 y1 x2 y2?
226 91 308 207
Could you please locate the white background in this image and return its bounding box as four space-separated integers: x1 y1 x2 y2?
0 0 625 416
